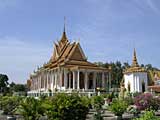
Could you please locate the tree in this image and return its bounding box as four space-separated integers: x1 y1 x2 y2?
145 64 153 71
0 74 9 94
123 62 130 69
12 84 26 92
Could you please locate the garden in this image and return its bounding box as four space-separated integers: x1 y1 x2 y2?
0 92 160 120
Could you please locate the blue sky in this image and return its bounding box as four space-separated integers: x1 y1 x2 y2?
0 0 160 83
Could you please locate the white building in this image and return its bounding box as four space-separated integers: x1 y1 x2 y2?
124 49 148 93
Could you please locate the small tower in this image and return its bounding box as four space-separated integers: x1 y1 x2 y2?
123 49 148 93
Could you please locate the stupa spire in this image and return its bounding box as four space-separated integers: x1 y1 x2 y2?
132 48 139 67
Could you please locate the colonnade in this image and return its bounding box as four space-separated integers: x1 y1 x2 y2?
29 67 111 93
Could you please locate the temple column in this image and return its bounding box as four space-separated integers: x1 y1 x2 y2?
85 71 88 90
42 72 44 90
77 70 80 89
34 77 35 90
36 77 38 90
109 71 111 89
46 71 48 91
35 77 36 90
46 71 48 90
102 72 105 88
39 74 41 90
59 70 62 88
48 71 50 90
34 77 36 90
93 72 97 89
32 78 34 90
44 71 46 90
40 72 42 90
64 70 68 89
51 70 54 91
37 76 39 90
55 71 57 89
35 76 37 90
32 78 33 90
73 71 75 89
37 73 40 91
48 71 50 89
69 72 71 89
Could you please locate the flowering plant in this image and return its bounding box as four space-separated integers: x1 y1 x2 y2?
134 93 152 110
134 93 160 111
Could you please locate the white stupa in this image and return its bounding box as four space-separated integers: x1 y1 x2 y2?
124 49 148 93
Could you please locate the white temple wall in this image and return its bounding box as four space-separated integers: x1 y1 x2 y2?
124 72 148 93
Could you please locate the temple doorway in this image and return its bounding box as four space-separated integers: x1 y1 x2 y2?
142 81 145 92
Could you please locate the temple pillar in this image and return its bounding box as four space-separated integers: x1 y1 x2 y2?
51 70 54 91
59 70 63 88
32 78 34 90
39 74 41 90
36 77 37 90
93 72 97 89
85 71 88 90
37 73 40 91
64 70 68 89
48 71 50 89
46 71 48 91
69 72 71 89
77 70 80 89
102 72 105 88
109 71 111 89
73 71 75 89
55 71 57 89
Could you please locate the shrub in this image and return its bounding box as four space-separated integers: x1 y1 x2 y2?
132 92 141 97
46 93 89 120
134 93 160 111
133 110 160 120
17 97 46 120
0 96 22 115
109 98 128 116
124 96 134 105
91 95 104 109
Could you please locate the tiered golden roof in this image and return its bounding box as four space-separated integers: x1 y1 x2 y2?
41 26 109 71
124 48 146 74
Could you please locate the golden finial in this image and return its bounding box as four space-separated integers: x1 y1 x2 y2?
64 16 66 33
132 48 139 67
60 16 68 43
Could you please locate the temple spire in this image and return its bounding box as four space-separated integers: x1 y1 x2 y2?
60 17 68 44
64 16 66 33
132 48 139 67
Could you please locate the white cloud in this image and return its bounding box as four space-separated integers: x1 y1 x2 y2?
0 36 52 83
